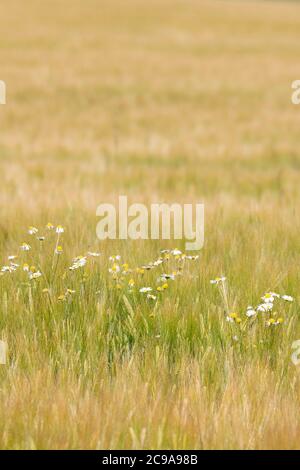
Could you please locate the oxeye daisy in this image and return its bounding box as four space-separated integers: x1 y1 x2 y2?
109 263 120 274
153 259 163 266
159 273 175 281
23 263 29 272
28 226 38 235
55 245 63 255
141 264 154 271
109 255 121 262
69 256 87 270
246 306 256 317
56 225 64 234
10 263 19 269
1 266 14 273
20 242 31 251
171 248 182 256
73 255 87 264
8 255 17 261
210 276 226 285
261 293 275 303
147 294 157 300
29 271 42 280
46 222 54 230
122 263 130 273
269 292 280 298
257 303 273 313
226 312 242 324
266 317 283 327
281 295 294 302
139 287 152 293
128 279 135 288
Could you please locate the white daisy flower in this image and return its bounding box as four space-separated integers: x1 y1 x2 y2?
261 296 274 304
1 266 14 273
147 294 157 300
226 313 242 324
261 293 277 303
281 295 294 302
266 317 284 327
139 287 152 293
141 264 154 271
108 263 120 274
153 259 163 266
269 292 280 298
56 225 64 234
158 273 175 282
210 276 226 285
28 226 38 235
128 279 135 288
246 306 256 317
20 243 31 251
10 263 19 269
109 255 121 262
69 256 87 270
226 316 234 323
171 249 182 256
29 271 42 280
257 303 273 313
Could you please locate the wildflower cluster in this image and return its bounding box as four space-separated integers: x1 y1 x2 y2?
0 224 101 302
1 226 201 307
107 249 199 301
248 291 293 327
211 276 294 329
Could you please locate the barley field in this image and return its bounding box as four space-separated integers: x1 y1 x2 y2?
1 0 300 450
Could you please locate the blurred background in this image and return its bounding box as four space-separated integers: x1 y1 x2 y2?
1 0 300 257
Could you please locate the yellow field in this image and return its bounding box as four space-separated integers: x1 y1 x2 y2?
1 0 300 449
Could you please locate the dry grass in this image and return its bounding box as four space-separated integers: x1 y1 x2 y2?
3 362 300 449
1 0 300 449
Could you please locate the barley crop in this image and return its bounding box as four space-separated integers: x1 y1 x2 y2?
1 0 300 449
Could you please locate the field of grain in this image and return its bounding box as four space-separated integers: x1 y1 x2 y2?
1 0 300 449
